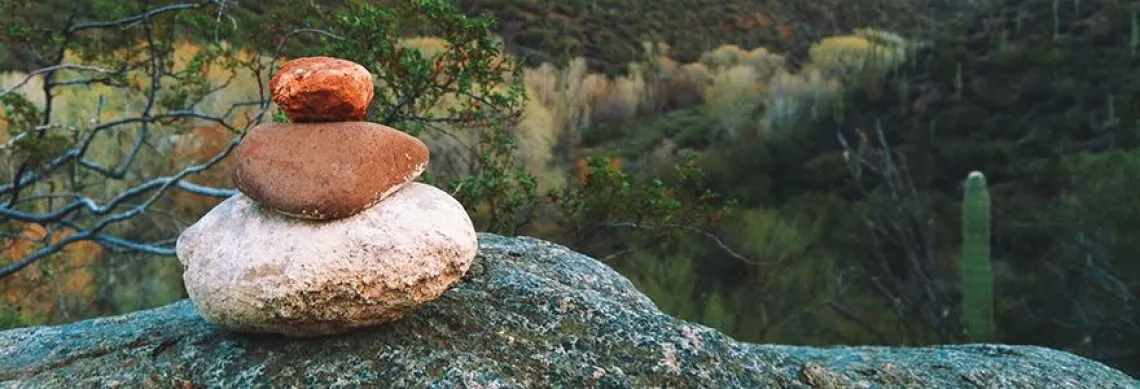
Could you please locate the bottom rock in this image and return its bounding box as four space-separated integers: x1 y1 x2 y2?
175 182 477 337
0 235 1137 387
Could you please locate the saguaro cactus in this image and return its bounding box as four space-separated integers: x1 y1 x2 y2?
961 171 995 342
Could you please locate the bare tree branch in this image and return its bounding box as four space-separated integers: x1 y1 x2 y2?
0 1 275 280
0 135 242 278
601 221 757 265
65 1 222 34
0 65 113 96
837 121 959 343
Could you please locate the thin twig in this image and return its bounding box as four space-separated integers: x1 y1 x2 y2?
66 1 220 33
602 221 757 264
0 64 112 96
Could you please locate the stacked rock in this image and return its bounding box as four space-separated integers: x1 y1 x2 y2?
175 56 478 338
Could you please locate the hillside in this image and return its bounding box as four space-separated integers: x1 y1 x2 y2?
462 0 940 73
0 0 938 74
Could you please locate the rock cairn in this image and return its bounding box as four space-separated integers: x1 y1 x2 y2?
175 56 478 338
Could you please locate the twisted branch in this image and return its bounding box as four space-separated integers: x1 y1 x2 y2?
0 1 310 279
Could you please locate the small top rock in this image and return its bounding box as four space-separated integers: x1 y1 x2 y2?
270 56 375 122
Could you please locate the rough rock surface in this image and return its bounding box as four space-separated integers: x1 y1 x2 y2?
2 235 1137 388
231 121 429 220
270 56 374 122
176 182 476 337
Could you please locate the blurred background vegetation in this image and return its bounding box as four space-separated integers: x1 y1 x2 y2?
2 0 1138 378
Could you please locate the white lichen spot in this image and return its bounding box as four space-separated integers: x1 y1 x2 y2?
680 325 708 350
661 344 681 374
556 297 575 313
496 328 517 346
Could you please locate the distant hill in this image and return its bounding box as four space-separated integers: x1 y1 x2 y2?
1 0 941 74
460 0 940 73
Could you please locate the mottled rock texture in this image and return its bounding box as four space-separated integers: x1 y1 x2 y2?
176 183 476 337
270 56 374 122
2 234 1137 388
231 121 429 220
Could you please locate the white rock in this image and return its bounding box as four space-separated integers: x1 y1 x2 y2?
175 182 477 337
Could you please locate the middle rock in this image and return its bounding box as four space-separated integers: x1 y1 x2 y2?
232 121 429 220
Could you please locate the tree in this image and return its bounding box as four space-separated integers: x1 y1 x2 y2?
1 0 251 279
0 0 530 278
836 124 961 344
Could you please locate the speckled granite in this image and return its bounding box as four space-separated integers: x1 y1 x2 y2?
1 234 1136 388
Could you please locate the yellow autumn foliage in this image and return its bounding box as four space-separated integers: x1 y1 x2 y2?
703 65 765 137
699 44 786 78
808 28 910 81
515 28 913 152
1 223 104 325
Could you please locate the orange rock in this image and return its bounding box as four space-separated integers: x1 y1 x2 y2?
231 122 429 220
269 56 375 122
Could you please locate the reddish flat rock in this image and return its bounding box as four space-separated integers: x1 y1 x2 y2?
231 121 429 220
270 56 375 122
